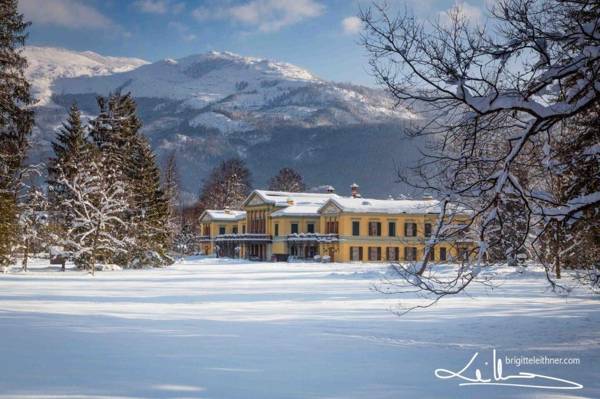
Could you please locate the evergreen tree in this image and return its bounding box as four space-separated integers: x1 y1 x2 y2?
174 224 199 257
59 149 129 275
198 158 252 210
0 0 33 266
90 93 142 169
47 103 90 230
162 151 181 246
18 185 48 272
88 93 140 265
485 193 530 265
268 167 306 192
127 135 172 267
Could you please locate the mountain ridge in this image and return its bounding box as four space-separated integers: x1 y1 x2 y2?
25 46 423 203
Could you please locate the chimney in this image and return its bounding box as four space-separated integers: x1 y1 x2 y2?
422 194 434 200
287 197 295 205
224 206 231 214
350 183 360 198
325 185 335 193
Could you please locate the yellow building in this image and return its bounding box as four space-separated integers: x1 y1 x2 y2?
241 190 336 260
198 209 246 257
316 196 469 262
198 186 472 262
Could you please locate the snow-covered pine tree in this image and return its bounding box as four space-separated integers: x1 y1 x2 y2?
90 93 142 170
173 224 199 257
18 185 48 272
59 149 129 275
0 0 33 266
268 167 306 192
162 151 181 248
47 103 90 231
126 135 172 267
88 93 141 266
198 158 252 210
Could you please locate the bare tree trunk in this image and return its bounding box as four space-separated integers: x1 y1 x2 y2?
90 222 101 276
22 240 28 272
416 257 429 276
554 221 561 279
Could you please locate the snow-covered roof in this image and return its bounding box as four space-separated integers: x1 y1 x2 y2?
200 209 246 222
271 204 323 217
243 190 338 208
321 197 442 215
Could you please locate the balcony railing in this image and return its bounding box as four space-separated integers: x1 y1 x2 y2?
286 233 339 243
215 234 272 242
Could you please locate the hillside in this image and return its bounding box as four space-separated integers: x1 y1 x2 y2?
25 47 422 202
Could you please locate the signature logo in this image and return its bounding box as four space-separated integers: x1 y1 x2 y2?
434 349 583 390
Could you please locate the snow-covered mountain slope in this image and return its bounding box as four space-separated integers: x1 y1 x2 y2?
51 50 413 131
24 46 148 106
26 47 422 202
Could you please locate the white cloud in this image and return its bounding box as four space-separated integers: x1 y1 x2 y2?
193 0 325 32
18 0 119 31
168 21 197 42
341 16 362 35
134 0 185 15
458 1 482 21
439 1 483 24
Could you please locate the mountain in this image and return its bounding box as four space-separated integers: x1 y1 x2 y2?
25 47 424 203
24 46 148 106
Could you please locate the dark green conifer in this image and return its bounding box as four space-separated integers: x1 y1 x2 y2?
127 136 172 266
0 0 33 265
47 103 90 229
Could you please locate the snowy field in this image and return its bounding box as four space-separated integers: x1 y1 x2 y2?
0 258 599 399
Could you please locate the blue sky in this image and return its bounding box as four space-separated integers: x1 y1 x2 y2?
19 0 487 86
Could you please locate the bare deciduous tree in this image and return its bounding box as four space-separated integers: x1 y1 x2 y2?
198 158 252 210
361 0 600 301
268 167 306 192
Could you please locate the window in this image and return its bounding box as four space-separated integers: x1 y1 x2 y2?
404 247 417 261
219 226 226 235
307 223 315 234
388 222 396 237
439 247 447 261
404 222 417 237
232 226 238 234
387 247 399 261
274 223 279 236
326 220 339 234
352 221 360 236
368 221 381 236
426 247 435 261
291 223 299 234
350 246 363 261
424 223 432 237
242 225 246 234
368 247 381 261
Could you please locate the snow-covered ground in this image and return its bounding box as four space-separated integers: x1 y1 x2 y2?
0 258 598 399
